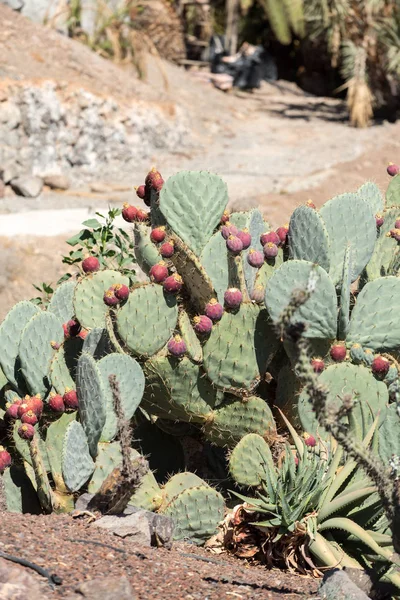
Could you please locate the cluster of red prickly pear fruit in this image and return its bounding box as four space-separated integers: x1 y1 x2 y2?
388 221 400 242
103 283 130 306
134 167 164 208
371 355 390 378
330 343 347 362
167 335 187 357
122 203 148 223
311 358 325 374
0 446 11 472
387 163 400 177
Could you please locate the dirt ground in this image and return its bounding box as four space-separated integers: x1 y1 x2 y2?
0 512 320 599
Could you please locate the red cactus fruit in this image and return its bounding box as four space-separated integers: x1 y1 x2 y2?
303 433 317 447
78 329 88 340
48 392 65 413
5 398 22 420
263 242 279 259
63 388 79 410
371 355 390 377
62 323 69 337
17 402 30 419
250 285 265 304
30 394 43 418
395 218 400 229
306 200 316 209
276 224 289 245
66 319 81 337
21 410 38 426
82 256 100 273
160 241 175 258
224 288 243 308
205 299 224 321
294 455 299 466
167 335 187 357
113 284 130 301
387 163 400 177
145 168 164 193
163 274 183 294
136 208 149 222
390 228 400 242
330 343 347 362
149 261 169 283
247 249 264 268
0 447 11 472
150 226 166 244
104 288 119 306
311 358 325 374
18 423 35 440
226 235 243 255
122 203 138 223
260 231 280 246
135 185 146 200
221 222 239 239
221 210 230 224
193 315 213 334
375 214 384 228
237 229 252 250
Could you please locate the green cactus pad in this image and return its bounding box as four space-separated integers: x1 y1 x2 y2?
82 327 113 359
265 260 337 339
161 472 206 507
162 484 225 544
319 193 377 284
46 412 77 492
253 248 284 295
116 283 178 357
143 356 217 422
203 303 278 393
298 363 388 438
366 208 400 281
347 276 400 350
169 234 215 310
0 301 40 390
159 171 228 256
229 433 274 486
338 245 352 340
62 421 95 492
358 181 385 215
288 205 330 271
2 466 41 514
47 280 76 325
200 231 230 303
134 223 160 276
12 423 51 472
49 337 83 395
178 311 202 363
378 403 400 464
76 352 106 457
386 174 400 207
203 395 276 447
19 311 64 397
74 270 129 330
98 353 145 441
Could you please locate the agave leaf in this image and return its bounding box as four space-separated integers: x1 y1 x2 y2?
317 487 376 524
278 408 304 459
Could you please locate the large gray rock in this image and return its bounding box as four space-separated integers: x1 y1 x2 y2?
65 576 136 600
0 557 44 600
319 569 370 600
94 512 152 545
10 175 43 197
43 173 70 190
0 0 24 10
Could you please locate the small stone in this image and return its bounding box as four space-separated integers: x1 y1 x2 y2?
0 557 43 600
1 0 24 11
10 175 43 198
0 180 4 199
43 174 70 190
318 569 370 600
0 163 19 184
74 576 136 600
94 512 152 545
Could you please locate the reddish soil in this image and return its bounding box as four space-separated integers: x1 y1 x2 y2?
0 512 319 599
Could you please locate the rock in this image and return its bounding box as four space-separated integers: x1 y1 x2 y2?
0 0 24 10
43 173 70 190
76 493 174 546
0 163 20 184
94 512 152 545
0 180 4 199
319 569 370 600
0 557 44 600
0 101 21 129
90 182 112 193
10 175 43 197
72 576 136 600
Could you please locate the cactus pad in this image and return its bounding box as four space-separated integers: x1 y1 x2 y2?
50 337 83 395
2 466 41 514
200 231 230 303
46 412 77 492
76 352 106 457
62 421 95 492
116 283 178 357
134 223 160 276
159 171 228 256
19 311 64 397
265 260 337 339
338 245 352 340
74 270 129 329
82 327 113 359
178 311 202 363
378 403 400 464
386 174 400 207
229 433 274 486
47 280 76 325
347 276 400 350
358 181 384 215
366 208 400 281
288 205 330 271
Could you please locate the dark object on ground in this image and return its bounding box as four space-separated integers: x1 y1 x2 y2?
210 37 277 90
318 569 372 600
